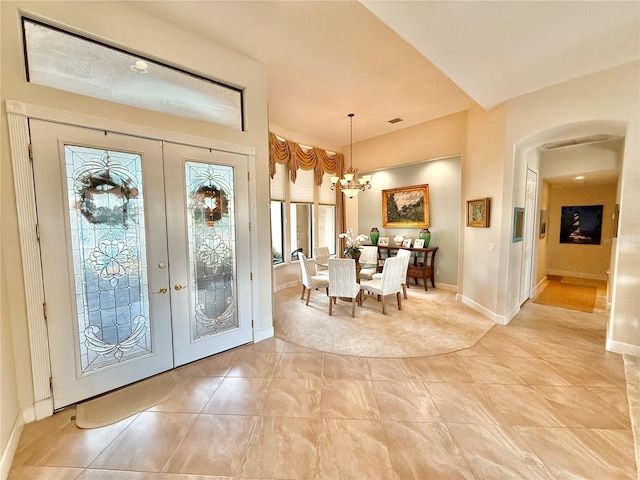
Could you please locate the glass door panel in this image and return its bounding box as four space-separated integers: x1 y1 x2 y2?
186 161 238 338
164 144 253 366
30 120 173 409
66 146 151 371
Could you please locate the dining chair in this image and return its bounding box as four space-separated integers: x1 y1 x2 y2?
358 245 379 281
359 255 405 314
313 246 331 276
372 248 411 298
298 252 329 305
328 258 360 317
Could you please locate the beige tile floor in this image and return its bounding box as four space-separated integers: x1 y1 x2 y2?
9 285 638 479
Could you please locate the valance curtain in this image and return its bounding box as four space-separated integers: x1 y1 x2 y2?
269 132 343 186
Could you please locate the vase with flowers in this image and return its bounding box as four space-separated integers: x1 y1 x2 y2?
338 227 368 261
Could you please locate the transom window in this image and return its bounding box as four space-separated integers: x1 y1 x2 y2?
22 17 243 130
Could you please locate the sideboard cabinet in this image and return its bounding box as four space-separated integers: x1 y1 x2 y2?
374 245 438 291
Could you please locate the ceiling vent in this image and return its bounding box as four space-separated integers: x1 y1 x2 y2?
542 134 612 150
388 117 403 124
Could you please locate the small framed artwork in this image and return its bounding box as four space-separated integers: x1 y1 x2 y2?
413 239 425 248
402 238 412 248
513 207 525 243
378 236 389 246
466 198 490 227
539 209 547 238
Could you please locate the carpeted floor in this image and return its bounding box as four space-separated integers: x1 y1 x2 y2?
274 285 495 358
533 280 598 312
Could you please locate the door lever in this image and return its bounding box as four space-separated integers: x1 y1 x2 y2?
174 284 188 291
152 287 168 294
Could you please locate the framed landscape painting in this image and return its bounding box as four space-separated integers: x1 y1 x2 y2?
382 184 429 228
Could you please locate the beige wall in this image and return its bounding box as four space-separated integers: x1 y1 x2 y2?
546 184 616 279
1 0 271 458
462 104 507 317
353 111 467 173
1 255 20 476
505 61 639 353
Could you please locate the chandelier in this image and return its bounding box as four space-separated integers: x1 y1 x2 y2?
330 113 372 199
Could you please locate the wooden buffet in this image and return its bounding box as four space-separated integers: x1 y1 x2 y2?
372 245 439 291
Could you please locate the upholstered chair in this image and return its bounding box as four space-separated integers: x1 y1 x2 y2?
372 248 411 298
313 246 331 276
360 255 405 314
328 258 361 317
358 245 379 280
298 252 329 305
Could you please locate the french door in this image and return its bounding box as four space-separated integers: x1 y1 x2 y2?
30 120 252 409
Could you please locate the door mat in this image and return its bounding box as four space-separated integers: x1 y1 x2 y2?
533 281 597 313
75 370 182 429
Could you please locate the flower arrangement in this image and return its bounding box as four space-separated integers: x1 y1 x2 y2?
338 227 368 258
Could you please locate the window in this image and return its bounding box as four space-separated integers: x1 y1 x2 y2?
270 201 284 264
316 205 337 256
22 18 243 130
270 161 337 266
290 203 312 260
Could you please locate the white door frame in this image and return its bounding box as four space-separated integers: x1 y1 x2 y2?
6 99 258 420
520 168 538 304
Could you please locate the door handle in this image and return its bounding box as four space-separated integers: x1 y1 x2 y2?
174 284 187 291
153 287 168 294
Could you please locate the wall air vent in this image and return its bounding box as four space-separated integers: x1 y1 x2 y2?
388 117 403 124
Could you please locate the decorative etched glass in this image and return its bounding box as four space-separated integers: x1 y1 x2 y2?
65 146 151 372
186 162 238 340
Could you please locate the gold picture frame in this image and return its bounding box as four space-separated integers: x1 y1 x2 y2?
382 184 429 228
466 198 490 227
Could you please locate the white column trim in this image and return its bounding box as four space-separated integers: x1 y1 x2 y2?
6 102 52 406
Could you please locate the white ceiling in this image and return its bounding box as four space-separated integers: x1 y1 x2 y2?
129 0 639 148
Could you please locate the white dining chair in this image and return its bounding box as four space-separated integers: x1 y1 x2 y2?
298 252 329 305
328 258 360 317
372 248 411 299
313 246 331 276
358 245 379 281
359 255 405 314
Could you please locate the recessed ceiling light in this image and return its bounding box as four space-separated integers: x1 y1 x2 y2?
575 175 584 181
130 60 148 73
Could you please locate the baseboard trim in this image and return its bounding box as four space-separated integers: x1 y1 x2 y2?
253 326 274 343
459 295 509 325
504 302 522 325
546 270 608 281
606 339 640 357
533 276 548 297
433 282 457 292
274 280 299 292
0 413 24 480
21 398 53 424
